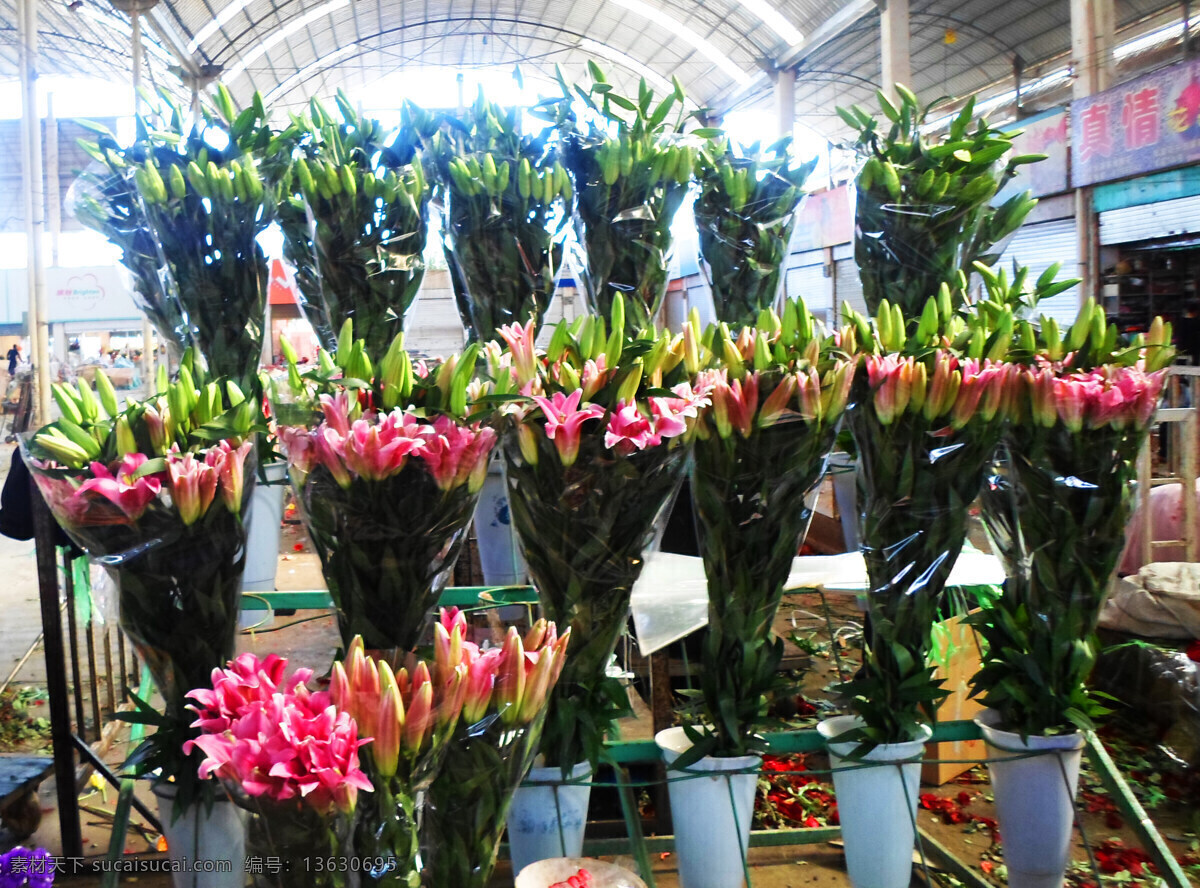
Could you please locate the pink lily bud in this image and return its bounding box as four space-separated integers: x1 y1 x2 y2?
756 374 797 428
498 319 539 387
314 427 353 489
518 423 539 466
462 651 498 725
437 663 468 730
329 661 351 711
548 629 571 689
524 618 549 650
318 392 354 437
495 627 526 722
1052 376 1087 432
166 450 219 526
433 622 455 681
144 405 167 454
210 439 252 514
439 607 467 636
374 662 404 779
924 355 956 421
951 374 987 429
580 356 610 400
821 361 854 421
908 362 928 415
516 649 556 725
401 676 433 757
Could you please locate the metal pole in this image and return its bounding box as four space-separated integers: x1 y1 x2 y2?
131 8 157 397
19 0 51 424
46 92 60 268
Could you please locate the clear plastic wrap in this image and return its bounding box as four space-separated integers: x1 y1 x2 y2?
422 610 569 888
275 101 431 357
693 143 815 326
844 91 1039 318
439 148 567 342
842 352 1007 745
71 154 188 361
685 315 851 759
563 132 691 334
134 153 274 392
976 391 1158 736
274 388 495 653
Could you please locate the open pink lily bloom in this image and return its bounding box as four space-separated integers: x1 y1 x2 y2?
74 452 162 522
166 449 219 526
531 390 605 466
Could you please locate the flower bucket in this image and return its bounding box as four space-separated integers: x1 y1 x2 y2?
475 457 525 586
655 727 760 888
828 451 859 552
152 783 245 888
819 715 931 888
242 461 288 594
975 710 1085 888
506 762 592 875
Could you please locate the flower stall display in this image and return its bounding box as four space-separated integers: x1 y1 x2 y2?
969 302 1174 888
692 138 816 326
273 322 496 652
493 296 702 864
422 608 571 888
274 95 431 356
842 86 1041 317
431 89 570 342
186 653 371 888
495 296 701 772
552 63 700 333
26 358 259 808
118 87 274 393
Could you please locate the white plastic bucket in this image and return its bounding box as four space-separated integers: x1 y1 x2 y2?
506 761 592 876
152 783 246 888
475 460 526 586
819 715 932 888
241 461 288 593
975 710 1085 888
656 726 761 888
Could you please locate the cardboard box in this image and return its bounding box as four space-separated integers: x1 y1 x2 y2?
921 612 986 785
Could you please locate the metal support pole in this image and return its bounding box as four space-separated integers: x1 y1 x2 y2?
45 92 60 268
879 0 912 99
130 7 158 398
774 66 795 141
32 487 84 859
18 0 51 425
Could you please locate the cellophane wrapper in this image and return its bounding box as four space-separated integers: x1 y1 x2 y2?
26 449 256 722
299 183 427 358
976 423 1147 733
502 428 688 770
563 133 689 334
287 457 481 653
693 175 801 327
421 708 548 888
690 413 836 753
137 171 272 394
240 795 356 888
846 383 1002 741
442 150 563 342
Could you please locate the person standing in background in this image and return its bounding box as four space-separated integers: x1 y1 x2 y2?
6 343 20 377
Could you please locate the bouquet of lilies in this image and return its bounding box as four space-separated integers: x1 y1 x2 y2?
186 653 372 888
693 138 817 326
837 290 1020 747
972 302 1174 737
683 300 853 761
273 321 497 652
422 608 570 888
431 89 570 342
493 294 703 769
551 63 700 334
25 355 259 807
273 94 431 356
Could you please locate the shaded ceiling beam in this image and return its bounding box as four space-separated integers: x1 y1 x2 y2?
712 0 877 114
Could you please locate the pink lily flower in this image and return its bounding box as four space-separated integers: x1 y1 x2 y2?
605 402 660 456
580 356 612 400
206 439 252 514
166 449 219 526
73 452 162 522
712 373 759 439
497 319 539 387
531 390 605 466
313 426 353 489
279 425 318 475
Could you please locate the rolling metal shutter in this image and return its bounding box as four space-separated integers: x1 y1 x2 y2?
833 244 865 319
997 218 1081 326
1099 194 1200 246
784 249 831 319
